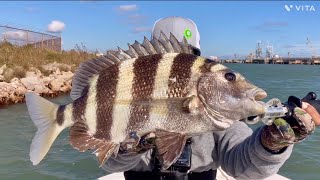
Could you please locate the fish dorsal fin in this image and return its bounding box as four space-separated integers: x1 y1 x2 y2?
132 40 149 56
150 38 167 54
70 57 117 100
180 36 193 54
116 47 131 60
126 43 139 58
105 52 121 63
71 33 194 100
158 31 174 53
169 32 183 53
154 130 188 170
142 36 157 55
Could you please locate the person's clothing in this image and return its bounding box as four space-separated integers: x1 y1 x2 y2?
102 121 293 179
151 16 201 50
123 169 216 180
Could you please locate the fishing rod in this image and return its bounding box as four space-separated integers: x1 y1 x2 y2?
246 92 320 126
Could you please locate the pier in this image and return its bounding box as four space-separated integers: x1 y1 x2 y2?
221 57 320 65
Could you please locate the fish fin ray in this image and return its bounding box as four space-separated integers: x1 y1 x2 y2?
169 32 182 53
114 32 195 65
132 40 149 56
94 142 118 167
70 121 100 151
158 31 174 52
154 130 187 170
69 121 118 166
180 36 192 54
25 92 65 166
70 57 116 100
105 53 121 63
142 36 157 55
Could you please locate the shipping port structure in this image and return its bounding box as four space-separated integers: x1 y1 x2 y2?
221 39 320 65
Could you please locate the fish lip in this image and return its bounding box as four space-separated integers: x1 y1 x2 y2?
249 88 267 101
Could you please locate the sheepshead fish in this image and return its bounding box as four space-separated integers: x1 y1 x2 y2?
25 32 267 170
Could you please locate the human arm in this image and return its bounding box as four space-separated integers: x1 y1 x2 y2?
101 151 151 173
213 121 293 179
101 135 155 173
214 102 318 179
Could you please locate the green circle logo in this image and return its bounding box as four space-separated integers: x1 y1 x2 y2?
184 28 192 39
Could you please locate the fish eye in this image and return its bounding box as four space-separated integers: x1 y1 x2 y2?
225 72 236 82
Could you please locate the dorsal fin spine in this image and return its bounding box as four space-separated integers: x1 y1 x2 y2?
70 33 195 100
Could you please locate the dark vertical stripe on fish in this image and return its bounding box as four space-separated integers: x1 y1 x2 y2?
168 53 198 97
127 54 163 131
72 87 89 122
95 65 120 139
56 105 66 126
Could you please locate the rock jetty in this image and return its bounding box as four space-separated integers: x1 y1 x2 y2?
0 62 74 106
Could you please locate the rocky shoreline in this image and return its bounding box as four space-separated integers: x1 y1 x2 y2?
0 62 74 106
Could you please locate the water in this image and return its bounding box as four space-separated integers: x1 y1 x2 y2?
0 64 319 180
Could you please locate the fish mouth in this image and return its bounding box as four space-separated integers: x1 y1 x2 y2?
245 88 267 115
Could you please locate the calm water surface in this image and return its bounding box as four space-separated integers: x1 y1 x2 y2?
0 64 319 180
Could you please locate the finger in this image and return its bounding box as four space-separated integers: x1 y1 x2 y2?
302 102 320 126
293 107 314 134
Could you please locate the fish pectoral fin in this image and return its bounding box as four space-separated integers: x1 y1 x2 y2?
182 95 202 115
154 130 188 170
69 121 119 167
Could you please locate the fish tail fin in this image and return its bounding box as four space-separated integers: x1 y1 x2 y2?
25 92 67 165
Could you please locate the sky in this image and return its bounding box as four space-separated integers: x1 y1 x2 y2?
0 1 320 59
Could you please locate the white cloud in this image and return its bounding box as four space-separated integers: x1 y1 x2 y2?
2 30 27 40
132 26 152 34
115 4 149 35
118 5 137 12
127 14 146 24
47 20 65 33
254 21 288 32
25 7 39 13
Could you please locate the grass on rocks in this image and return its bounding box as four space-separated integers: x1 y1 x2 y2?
0 42 96 82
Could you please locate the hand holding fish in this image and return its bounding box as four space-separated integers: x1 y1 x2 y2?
261 102 319 152
119 132 156 154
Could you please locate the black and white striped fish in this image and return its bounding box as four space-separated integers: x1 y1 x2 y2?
25 32 267 170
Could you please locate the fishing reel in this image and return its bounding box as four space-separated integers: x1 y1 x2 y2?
246 92 320 126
